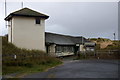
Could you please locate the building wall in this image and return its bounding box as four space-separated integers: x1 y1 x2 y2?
86 47 95 51
46 44 73 57
8 19 13 42
11 16 45 51
48 44 56 56
55 45 74 56
56 52 74 57
80 45 85 51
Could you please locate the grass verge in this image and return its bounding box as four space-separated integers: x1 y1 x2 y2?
2 35 62 77
3 61 62 78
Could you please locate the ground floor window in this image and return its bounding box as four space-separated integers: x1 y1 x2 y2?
86 47 95 51
56 45 74 53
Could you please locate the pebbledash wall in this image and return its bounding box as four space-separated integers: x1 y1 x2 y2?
8 16 45 51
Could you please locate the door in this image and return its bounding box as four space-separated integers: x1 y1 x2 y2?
74 46 79 55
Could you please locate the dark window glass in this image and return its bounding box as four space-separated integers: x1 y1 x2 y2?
35 18 40 24
56 46 74 53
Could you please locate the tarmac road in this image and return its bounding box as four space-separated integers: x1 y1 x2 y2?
23 60 119 78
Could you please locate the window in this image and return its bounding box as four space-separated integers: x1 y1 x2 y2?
56 46 62 53
56 46 74 53
35 18 40 24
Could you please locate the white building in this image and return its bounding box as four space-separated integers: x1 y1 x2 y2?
5 8 49 51
5 7 96 56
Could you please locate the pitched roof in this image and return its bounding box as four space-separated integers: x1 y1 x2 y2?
45 32 88 45
5 8 49 21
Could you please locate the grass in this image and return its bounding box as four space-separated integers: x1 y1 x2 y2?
2 35 62 77
74 52 97 60
2 56 62 75
90 37 111 42
3 61 62 77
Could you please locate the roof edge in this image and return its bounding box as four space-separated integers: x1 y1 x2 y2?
5 7 49 21
45 32 83 38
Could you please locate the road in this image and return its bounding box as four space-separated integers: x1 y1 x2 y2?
23 59 119 78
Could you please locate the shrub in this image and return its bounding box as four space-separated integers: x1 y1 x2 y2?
24 63 33 68
2 35 62 68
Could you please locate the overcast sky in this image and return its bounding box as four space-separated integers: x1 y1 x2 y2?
0 1 119 40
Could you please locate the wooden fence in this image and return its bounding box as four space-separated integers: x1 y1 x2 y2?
79 50 119 59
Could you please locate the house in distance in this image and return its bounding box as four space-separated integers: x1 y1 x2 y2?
45 32 96 56
5 8 96 57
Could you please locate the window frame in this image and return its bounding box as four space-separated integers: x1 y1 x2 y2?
56 45 74 53
35 18 41 24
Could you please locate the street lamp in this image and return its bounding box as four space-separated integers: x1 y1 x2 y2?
113 32 115 41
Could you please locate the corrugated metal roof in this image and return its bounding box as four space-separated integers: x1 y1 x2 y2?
84 42 96 46
5 7 49 21
45 32 87 45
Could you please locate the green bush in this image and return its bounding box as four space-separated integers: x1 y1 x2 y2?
24 63 33 68
90 38 97 41
2 35 62 74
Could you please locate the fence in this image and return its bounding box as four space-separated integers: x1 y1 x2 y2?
96 50 119 54
78 50 119 59
95 50 119 59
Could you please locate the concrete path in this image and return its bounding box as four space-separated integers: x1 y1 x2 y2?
23 60 119 78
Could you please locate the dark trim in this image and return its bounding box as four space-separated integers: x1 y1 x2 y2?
45 42 55 45
5 13 49 21
55 44 75 46
35 18 41 24
85 45 95 47
46 45 49 54
4 13 13 21
74 45 79 55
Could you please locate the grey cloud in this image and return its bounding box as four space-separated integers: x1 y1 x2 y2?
1 2 118 39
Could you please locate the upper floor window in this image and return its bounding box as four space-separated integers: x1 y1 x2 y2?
35 18 40 24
